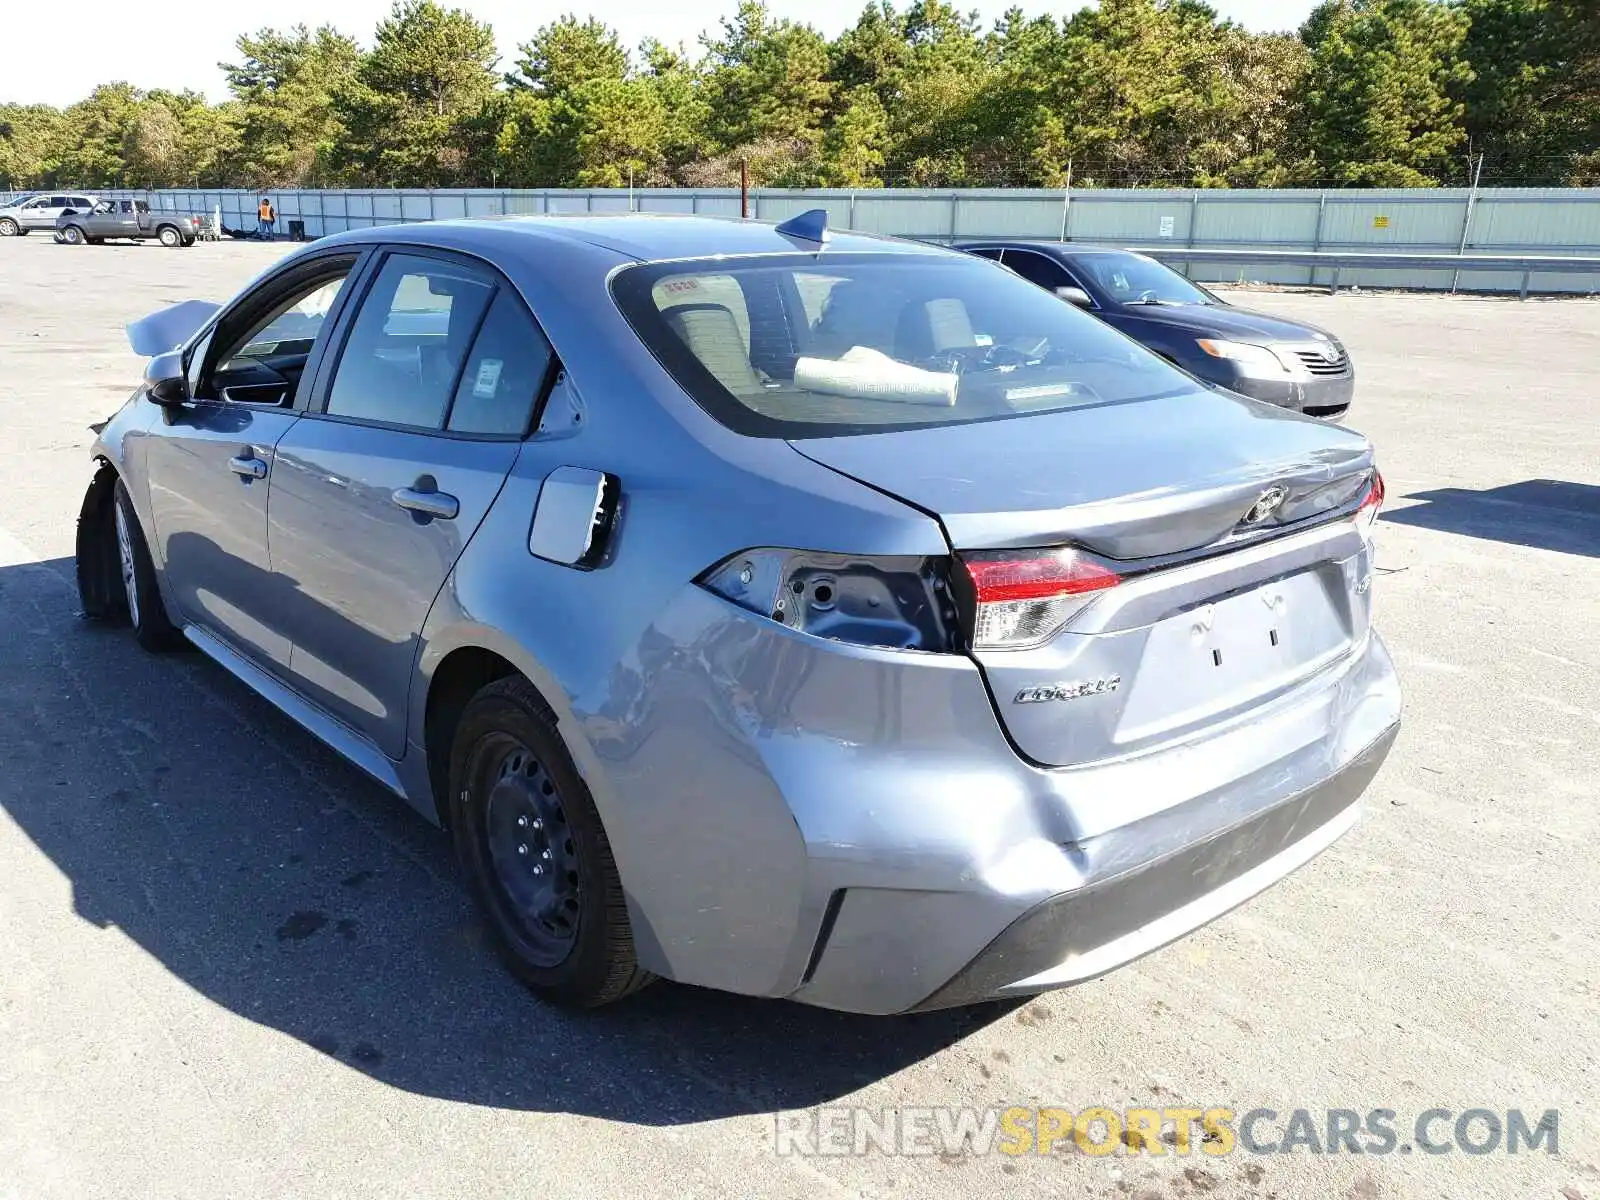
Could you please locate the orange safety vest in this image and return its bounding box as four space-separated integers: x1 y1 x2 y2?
258 199 274 221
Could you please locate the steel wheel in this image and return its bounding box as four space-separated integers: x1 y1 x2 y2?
0 217 18 237
113 497 141 628
450 676 653 1007
62 225 84 245
158 226 181 247
481 735 582 963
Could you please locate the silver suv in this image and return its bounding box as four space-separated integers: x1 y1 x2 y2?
0 193 96 236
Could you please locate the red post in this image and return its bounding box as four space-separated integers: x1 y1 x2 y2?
740 159 750 220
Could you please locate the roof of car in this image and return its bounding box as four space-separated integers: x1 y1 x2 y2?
325 213 950 264
958 240 1146 259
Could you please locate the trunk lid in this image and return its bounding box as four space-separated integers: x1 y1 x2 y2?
790 387 1377 767
789 385 1372 558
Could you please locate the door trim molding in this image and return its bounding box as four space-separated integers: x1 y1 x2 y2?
183 622 409 800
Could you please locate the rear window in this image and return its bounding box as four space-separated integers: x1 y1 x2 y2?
611 252 1193 438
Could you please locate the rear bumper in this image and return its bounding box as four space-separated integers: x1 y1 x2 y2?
783 628 1401 1014
576 582 1400 1015
909 720 1395 1010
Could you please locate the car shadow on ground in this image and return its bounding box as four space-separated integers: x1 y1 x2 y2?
0 554 1011 1125
1383 479 1600 558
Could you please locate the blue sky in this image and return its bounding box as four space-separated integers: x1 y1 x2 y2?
2 0 1318 106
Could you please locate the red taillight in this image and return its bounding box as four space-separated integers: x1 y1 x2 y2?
964 553 1120 603
1356 470 1384 539
961 548 1120 650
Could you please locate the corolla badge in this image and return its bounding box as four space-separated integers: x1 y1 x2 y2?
1240 485 1289 526
1015 677 1121 704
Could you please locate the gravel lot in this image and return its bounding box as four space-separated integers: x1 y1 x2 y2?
1 235 1596 1200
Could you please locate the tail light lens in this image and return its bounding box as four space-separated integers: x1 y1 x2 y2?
960 548 1121 650
1355 470 1384 541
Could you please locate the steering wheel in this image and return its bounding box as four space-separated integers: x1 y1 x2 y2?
923 343 1036 374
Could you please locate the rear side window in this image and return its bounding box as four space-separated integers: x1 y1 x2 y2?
326 254 494 430
612 252 1191 439
1001 249 1069 291
447 292 554 436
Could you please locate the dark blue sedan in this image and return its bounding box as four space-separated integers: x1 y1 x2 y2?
959 242 1355 419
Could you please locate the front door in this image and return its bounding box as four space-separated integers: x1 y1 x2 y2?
268 250 555 756
18 197 54 230
143 255 362 671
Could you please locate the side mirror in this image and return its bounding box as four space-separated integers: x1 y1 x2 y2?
144 350 190 407
1055 285 1093 308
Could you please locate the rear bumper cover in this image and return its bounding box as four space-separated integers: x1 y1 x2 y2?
574 578 1399 1014
784 628 1400 1014
909 720 1396 1010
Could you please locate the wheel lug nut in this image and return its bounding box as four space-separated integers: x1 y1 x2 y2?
542 849 552 860
533 865 543 875
517 843 529 856
517 815 528 828
532 819 542 830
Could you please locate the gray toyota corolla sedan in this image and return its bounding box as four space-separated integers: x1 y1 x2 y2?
76 214 1400 1014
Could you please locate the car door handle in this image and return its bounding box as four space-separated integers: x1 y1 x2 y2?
391 487 459 520
228 455 268 479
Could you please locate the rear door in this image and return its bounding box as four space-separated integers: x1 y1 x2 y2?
267 248 556 756
112 200 141 239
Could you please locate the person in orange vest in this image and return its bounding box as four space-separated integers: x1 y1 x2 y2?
256 196 276 240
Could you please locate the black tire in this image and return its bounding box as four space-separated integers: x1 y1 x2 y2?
157 225 183 248
180 236 196 248
449 677 654 1008
111 479 183 651
61 224 85 245
76 468 124 621
0 217 18 237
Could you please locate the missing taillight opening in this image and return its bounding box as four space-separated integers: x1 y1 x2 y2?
699 549 961 651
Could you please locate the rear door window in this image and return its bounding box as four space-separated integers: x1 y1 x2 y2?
325 254 495 430
446 292 555 436
1000 249 1070 291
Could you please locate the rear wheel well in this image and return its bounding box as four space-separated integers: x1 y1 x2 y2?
424 647 523 827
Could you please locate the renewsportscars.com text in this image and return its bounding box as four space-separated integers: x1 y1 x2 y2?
773 1106 1560 1158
